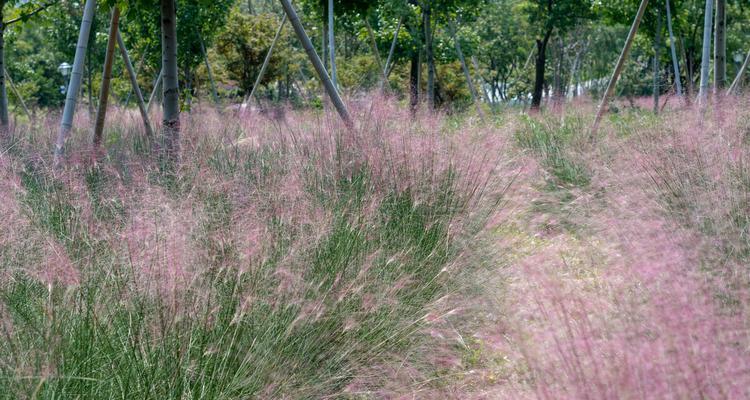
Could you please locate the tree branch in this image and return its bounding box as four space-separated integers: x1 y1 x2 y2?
4 0 59 26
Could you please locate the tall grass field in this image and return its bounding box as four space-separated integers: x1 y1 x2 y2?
1 96 750 398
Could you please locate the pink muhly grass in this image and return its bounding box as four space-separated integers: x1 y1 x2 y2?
39 240 79 286
0 155 80 286
0 95 513 398
121 186 201 312
483 103 750 400
504 204 750 399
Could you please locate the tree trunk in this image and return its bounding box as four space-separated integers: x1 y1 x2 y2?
424 3 435 109
5 69 30 120
117 29 153 138
87 17 96 117
471 55 492 104
147 69 163 113
409 48 419 113
364 18 387 87
452 23 484 120
568 39 588 98
241 14 286 114
54 0 97 166
384 16 402 78
199 34 219 105
553 36 565 106
666 0 683 97
698 0 714 104
321 21 326 71
417 49 422 99
592 0 649 136
184 59 193 111
87 54 94 116
125 43 149 107
714 0 726 90
328 0 337 89
530 29 552 110
161 0 180 160
682 37 694 97
92 7 120 154
729 47 750 94
0 2 9 138
279 0 351 126
653 6 661 114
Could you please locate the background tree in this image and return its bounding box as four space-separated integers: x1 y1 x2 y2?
475 0 531 103
215 9 292 98
0 0 59 136
522 0 594 110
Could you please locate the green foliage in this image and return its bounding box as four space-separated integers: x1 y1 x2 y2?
436 61 472 108
519 0 595 38
214 10 293 95
117 0 234 95
473 0 531 102
0 0 746 111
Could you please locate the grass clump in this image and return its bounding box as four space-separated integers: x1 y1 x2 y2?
0 105 506 399
515 114 590 188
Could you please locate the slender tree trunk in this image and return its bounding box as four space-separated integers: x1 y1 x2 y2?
682 38 694 97
666 0 683 97
0 3 10 138
452 23 484 120
279 0 351 125
147 69 163 113
87 55 94 115
241 14 286 113
530 29 552 110
714 0 726 90
409 48 419 113
472 55 492 104
161 0 180 160
125 43 149 107
285 72 290 99
92 7 120 154
5 69 30 120
322 20 327 72
184 59 193 111
199 34 219 105
364 18 387 87
384 16 403 78
729 47 750 94
417 50 422 99
698 0 714 104
592 0 649 136
328 0 337 89
54 0 97 166
424 3 435 109
653 6 661 114
117 29 153 138
568 39 588 98
553 36 565 106
87 10 97 116
408 0 420 112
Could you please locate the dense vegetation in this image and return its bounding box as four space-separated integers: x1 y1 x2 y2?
0 0 750 398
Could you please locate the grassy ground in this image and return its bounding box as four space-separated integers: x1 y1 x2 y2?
1 98 750 398
441 100 750 399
